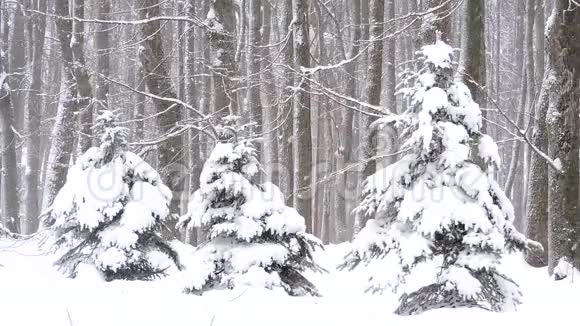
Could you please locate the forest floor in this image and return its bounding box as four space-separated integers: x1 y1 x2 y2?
0 238 578 326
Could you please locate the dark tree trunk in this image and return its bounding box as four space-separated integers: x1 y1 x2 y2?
461 0 487 131
292 0 313 232
186 0 199 246
23 0 47 234
139 0 186 239
278 0 294 204
95 0 111 110
357 0 384 233
247 0 262 158
0 49 20 233
546 1 580 273
44 0 93 208
207 0 237 118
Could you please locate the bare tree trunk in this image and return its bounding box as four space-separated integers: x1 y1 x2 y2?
247 0 262 156
357 0 384 233
520 0 537 229
138 0 186 238
526 67 550 267
73 0 94 153
461 0 487 131
546 1 580 273
495 0 500 106
322 116 335 244
8 1 26 132
384 0 396 114
95 0 111 111
207 0 237 118
334 0 362 242
261 1 279 185
292 0 313 232
278 0 294 204
44 0 93 208
524 2 547 265
534 0 545 88
185 0 198 246
0 48 20 233
312 0 325 239
23 0 47 234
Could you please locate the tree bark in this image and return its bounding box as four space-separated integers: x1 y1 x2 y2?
292 0 313 232
335 0 362 242
384 0 396 114
356 0 385 233
0 47 20 233
525 2 547 264
534 0 545 88
278 0 294 204
247 0 262 163
186 0 199 246
461 0 487 131
44 0 93 209
139 0 186 238
546 0 580 273
23 0 47 234
8 1 26 132
207 0 237 118
73 0 94 153
261 0 279 186
95 0 111 110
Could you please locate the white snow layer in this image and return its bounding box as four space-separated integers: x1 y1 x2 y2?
0 238 578 326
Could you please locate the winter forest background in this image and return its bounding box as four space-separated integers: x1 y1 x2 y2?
1 0 580 323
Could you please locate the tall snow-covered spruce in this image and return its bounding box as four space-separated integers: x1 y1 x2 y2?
45 111 179 281
341 42 541 315
178 126 323 296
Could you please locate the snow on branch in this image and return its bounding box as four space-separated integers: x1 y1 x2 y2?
462 74 563 173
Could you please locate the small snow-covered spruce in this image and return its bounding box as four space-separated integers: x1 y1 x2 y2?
178 126 323 296
45 110 179 281
341 42 541 315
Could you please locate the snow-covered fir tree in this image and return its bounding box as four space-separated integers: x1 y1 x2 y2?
179 122 323 296
342 42 541 315
45 111 179 281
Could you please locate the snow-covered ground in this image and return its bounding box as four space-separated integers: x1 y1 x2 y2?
1 238 578 326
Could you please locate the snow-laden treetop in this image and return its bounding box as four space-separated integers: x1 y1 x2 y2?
178 135 322 296
344 41 541 314
47 110 178 280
